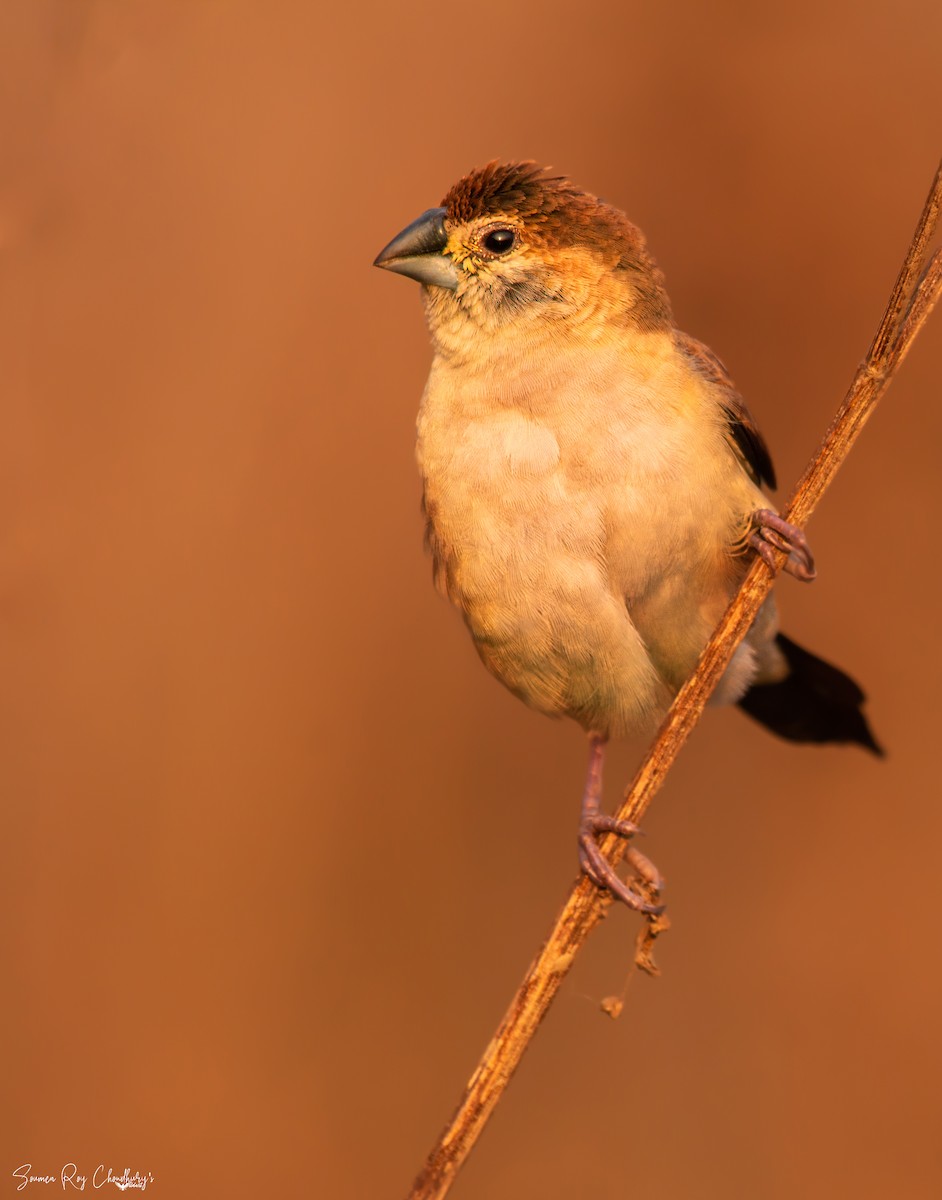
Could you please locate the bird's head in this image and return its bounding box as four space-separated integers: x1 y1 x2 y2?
374 161 673 360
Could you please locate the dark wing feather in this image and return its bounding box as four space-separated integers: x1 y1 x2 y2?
675 332 776 489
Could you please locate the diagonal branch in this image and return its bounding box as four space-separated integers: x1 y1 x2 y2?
405 161 942 1200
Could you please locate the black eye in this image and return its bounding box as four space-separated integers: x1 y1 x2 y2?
482 227 516 255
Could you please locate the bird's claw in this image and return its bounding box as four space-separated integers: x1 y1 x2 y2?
578 814 665 915
749 509 816 582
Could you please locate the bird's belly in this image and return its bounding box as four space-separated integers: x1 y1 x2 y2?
420 415 670 736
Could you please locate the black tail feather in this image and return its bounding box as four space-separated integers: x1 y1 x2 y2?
737 633 884 756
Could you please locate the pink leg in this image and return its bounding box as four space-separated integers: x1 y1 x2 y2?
749 509 816 582
577 734 665 914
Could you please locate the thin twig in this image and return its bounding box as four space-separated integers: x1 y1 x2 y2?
406 162 942 1200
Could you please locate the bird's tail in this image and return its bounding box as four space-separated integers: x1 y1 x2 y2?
737 633 883 755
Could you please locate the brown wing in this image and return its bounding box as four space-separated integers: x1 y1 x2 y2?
675 332 776 490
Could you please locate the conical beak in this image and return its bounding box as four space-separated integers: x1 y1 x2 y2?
373 207 460 291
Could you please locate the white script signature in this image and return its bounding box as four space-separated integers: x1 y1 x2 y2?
12 1165 154 1192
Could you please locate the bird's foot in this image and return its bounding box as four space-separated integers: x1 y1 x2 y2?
749 509 816 582
580 734 665 914
578 813 665 915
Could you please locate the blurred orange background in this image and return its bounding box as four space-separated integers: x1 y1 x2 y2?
2 2 940 1197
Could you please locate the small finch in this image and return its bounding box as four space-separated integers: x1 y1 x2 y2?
374 162 881 912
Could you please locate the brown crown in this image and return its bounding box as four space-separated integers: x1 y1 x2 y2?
442 161 673 327
442 161 572 225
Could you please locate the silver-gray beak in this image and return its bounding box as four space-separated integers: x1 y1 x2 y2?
373 207 460 291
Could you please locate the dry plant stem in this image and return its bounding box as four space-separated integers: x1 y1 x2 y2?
405 163 942 1200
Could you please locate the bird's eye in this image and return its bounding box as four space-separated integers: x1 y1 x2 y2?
482 227 516 255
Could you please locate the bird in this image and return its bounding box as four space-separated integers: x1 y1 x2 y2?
373 161 881 913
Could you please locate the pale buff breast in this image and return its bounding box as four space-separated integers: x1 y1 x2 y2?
415 330 775 734
416 343 697 735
